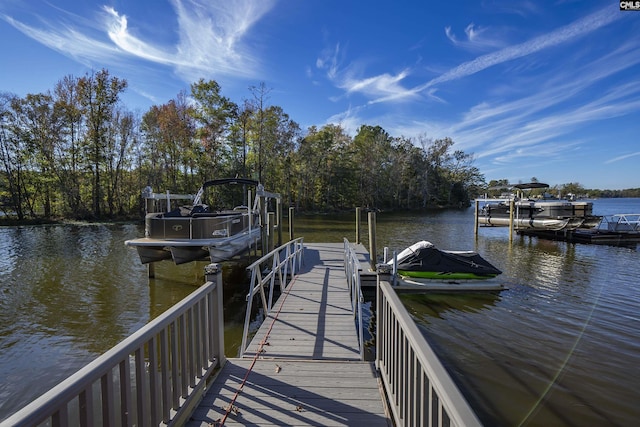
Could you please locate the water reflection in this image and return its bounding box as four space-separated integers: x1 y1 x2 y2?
0 223 256 420
401 292 501 320
374 204 640 426
1 200 639 424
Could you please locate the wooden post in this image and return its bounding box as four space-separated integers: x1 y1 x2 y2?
268 212 275 252
474 199 480 239
355 207 361 244
368 212 377 271
509 199 515 241
288 207 295 241
276 198 283 247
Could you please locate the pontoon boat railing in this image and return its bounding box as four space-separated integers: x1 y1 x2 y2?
343 238 366 360
599 214 640 232
240 238 304 357
2 265 225 427
376 271 482 427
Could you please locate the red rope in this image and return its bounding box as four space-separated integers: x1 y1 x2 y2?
218 275 298 425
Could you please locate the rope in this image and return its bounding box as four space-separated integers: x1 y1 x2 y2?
217 274 298 426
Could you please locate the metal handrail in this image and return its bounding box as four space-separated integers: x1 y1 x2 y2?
376 276 482 427
343 238 365 360
240 238 304 357
2 264 226 427
600 214 640 232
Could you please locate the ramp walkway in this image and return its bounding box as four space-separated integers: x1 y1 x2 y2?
186 243 390 426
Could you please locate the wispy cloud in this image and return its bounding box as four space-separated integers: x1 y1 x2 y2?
169 0 275 80
316 43 342 80
1 14 122 66
316 43 421 103
444 23 505 51
605 152 640 164
324 104 366 135
1 0 276 83
337 34 640 177
369 5 622 105
104 7 175 65
341 69 414 99
321 6 620 106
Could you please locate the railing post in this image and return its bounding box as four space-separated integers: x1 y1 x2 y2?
205 263 225 367
375 263 393 371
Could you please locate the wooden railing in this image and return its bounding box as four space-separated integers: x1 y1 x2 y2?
2 264 226 427
376 270 482 427
240 238 305 357
343 238 365 360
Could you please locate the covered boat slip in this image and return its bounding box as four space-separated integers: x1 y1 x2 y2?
186 243 389 426
476 182 601 231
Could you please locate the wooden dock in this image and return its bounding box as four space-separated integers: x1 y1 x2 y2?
186 243 390 426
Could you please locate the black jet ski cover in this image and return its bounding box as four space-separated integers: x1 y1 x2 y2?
391 241 502 275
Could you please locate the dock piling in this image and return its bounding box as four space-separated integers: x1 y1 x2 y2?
356 207 362 244
474 199 480 238
288 207 295 240
368 212 377 270
509 199 515 241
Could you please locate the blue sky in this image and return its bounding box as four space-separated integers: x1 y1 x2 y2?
1 1 639 190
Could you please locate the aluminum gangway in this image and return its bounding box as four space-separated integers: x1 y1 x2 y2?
186 242 389 426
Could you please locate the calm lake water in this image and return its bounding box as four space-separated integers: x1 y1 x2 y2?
1 198 639 425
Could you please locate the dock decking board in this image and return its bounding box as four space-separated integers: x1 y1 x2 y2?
186 243 389 426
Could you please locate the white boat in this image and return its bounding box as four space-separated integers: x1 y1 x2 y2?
125 178 279 265
479 182 601 231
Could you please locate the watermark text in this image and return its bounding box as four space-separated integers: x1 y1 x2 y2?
621 1 640 10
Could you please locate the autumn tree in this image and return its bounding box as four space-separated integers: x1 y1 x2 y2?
0 92 30 219
190 79 237 182
77 69 127 217
141 93 196 193
54 75 86 216
352 125 395 208
294 124 353 210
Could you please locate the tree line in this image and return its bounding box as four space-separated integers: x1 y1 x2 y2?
0 69 487 221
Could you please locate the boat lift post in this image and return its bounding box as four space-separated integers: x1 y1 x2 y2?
267 212 276 252
509 199 515 241
288 207 295 240
356 207 362 244
368 211 377 271
276 198 283 247
474 200 480 238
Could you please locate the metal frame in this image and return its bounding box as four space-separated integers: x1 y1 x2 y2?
601 214 640 232
240 238 305 357
343 238 365 360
